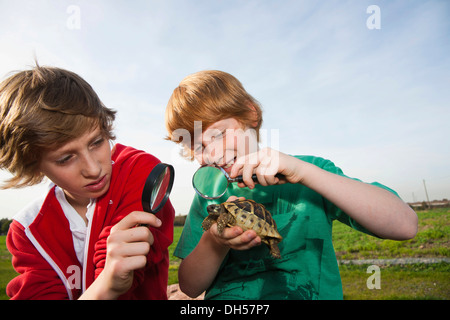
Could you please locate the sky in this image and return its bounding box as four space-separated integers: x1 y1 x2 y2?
0 0 449 219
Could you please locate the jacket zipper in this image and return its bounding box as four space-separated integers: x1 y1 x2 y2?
81 199 96 293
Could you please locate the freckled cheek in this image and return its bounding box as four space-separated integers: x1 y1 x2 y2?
230 133 248 156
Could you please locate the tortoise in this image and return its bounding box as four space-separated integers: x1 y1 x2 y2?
202 199 282 259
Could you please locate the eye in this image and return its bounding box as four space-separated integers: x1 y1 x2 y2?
91 137 105 148
215 130 227 140
55 155 73 165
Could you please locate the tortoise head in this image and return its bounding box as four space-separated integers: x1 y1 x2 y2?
206 204 222 215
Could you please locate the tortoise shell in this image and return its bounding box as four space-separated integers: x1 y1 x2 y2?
202 199 282 259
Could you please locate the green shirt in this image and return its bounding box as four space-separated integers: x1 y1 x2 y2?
174 156 398 300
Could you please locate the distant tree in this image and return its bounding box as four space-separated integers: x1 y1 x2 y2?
174 215 187 227
0 218 12 235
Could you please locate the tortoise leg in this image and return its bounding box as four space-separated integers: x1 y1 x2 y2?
216 213 227 235
217 212 235 236
202 215 217 231
202 208 221 231
268 239 281 259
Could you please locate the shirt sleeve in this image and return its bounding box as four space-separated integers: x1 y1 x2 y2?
173 194 210 259
309 156 400 236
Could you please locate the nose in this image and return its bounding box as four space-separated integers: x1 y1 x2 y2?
80 153 101 178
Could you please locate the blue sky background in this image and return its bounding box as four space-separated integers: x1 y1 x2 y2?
0 0 449 218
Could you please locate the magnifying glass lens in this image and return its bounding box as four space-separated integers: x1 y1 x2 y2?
192 166 229 199
151 167 171 211
192 165 285 200
142 163 174 213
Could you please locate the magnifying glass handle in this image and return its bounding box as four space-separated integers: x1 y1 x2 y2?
235 173 285 183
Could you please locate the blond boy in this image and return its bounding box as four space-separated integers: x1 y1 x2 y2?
165 70 417 299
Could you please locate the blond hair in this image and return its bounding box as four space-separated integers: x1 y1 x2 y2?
0 65 116 188
165 70 262 160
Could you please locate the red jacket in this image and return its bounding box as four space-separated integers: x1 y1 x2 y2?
6 144 175 300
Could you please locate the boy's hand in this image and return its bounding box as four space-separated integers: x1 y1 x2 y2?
208 223 261 251
207 196 261 251
230 147 304 189
101 211 161 298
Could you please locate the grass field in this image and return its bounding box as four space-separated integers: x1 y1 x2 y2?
333 208 449 260
0 235 17 300
334 208 449 299
1 208 449 300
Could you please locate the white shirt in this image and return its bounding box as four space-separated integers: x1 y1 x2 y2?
55 186 96 266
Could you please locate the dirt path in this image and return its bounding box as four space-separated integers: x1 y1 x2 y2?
338 257 450 265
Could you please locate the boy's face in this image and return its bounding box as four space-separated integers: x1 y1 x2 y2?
39 126 112 209
192 118 258 174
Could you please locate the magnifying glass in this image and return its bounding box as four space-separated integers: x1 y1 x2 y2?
192 165 284 199
141 163 175 213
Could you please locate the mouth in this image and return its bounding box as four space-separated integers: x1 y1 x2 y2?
221 157 236 172
84 175 108 192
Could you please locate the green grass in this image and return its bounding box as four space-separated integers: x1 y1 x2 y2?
168 226 183 286
339 263 449 300
0 235 17 300
1 208 449 299
333 208 450 260
333 208 449 299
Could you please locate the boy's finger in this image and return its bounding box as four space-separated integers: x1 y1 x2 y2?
242 164 256 189
216 225 243 239
123 226 154 245
114 240 152 257
226 196 246 202
228 231 261 249
230 153 251 178
112 211 162 232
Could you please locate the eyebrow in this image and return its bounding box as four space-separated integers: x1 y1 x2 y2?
47 129 103 158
